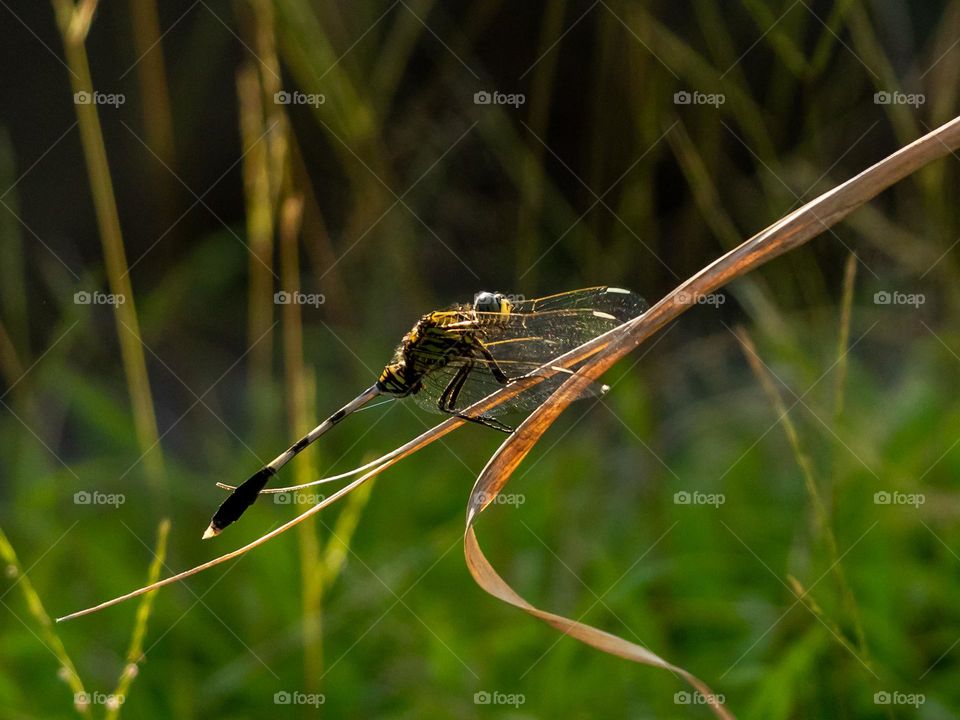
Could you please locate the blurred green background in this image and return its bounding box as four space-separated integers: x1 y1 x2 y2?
1 0 959 717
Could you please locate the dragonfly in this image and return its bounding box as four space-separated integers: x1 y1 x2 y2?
203 286 648 539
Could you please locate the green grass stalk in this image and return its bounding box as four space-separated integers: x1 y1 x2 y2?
736 327 870 662
0 526 90 717
105 519 170 720
52 0 166 495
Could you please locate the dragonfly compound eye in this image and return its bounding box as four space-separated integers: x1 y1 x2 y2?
473 291 510 315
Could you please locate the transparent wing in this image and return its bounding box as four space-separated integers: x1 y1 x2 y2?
413 287 645 418
463 287 647 365
510 286 647 316
414 357 608 417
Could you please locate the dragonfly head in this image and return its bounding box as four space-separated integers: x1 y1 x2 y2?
473 291 512 318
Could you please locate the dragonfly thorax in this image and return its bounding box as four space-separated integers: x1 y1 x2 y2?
375 305 508 397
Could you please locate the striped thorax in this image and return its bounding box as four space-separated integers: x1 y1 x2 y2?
376 291 513 397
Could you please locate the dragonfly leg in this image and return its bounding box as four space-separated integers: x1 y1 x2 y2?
437 360 472 413
473 340 511 383
456 414 514 433
437 357 514 433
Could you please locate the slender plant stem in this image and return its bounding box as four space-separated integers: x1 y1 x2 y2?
237 61 276 391
736 327 870 664
105 519 170 720
50 5 171 718
279 194 326 687
834 252 859 421
52 0 166 495
0 526 91 716
128 0 177 222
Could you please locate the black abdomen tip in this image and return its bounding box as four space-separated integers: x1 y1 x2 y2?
208 466 277 535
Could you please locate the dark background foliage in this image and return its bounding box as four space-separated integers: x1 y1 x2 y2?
1 1 958 717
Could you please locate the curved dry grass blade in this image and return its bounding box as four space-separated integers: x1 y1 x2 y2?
56 420 456 622
216 453 386 493
464 527 733 718
57 373 549 621
463 375 735 720
215 404 398 494
58 116 960 643
464 115 960 719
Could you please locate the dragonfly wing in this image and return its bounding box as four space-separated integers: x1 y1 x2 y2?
474 287 647 366
412 287 644 420
414 357 608 418
512 286 648 317
451 287 643 316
